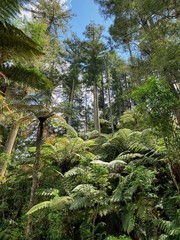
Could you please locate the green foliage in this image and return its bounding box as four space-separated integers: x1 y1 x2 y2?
132 76 179 132
0 64 53 90
0 1 180 239
105 235 131 240
0 0 30 23
26 196 73 215
0 21 43 60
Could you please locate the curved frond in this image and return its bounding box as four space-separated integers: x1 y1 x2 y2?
50 196 73 209
0 21 43 61
0 64 53 90
115 153 143 162
26 196 72 215
72 184 97 195
108 160 127 172
26 201 51 215
64 167 85 177
91 160 109 166
0 0 30 22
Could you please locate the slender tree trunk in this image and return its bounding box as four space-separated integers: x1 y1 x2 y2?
107 73 114 134
85 90 88 132
100 75 106 119
68 79 75 126
1 115 22 177
91 205 99 240
93 80 100 132
4 122 20 154
127 42 133 59
168 162 179 193
26 117 46 239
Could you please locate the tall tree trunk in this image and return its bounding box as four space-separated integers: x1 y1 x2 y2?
100 75 106 119
107 74 114 133
26 117 46 239
85 88 88 132
93 80 100 132
68 78 75 126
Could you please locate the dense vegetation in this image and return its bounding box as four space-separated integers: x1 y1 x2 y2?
0 0 179 239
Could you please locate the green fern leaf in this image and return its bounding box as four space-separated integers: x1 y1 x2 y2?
50 196 73 209
121 210 135 234
26 201 51 215
64 167 85 177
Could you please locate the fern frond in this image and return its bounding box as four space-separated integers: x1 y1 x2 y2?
26 196 73 215
115 153 143 162
26 201 51 215
36 188 59 197
72 184 97 194
0 64 53 90
163 195 177 220
128 142 149 153
91 160 109 166
121 209 135 234
64 167 85 177
108 160 127 171
0 0 30 22
0 21 43 60
111 177 124 202
153 219 171 235
70 196 88 210
50 196 73 209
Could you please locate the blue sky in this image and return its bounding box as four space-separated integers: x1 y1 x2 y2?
69 0 112 39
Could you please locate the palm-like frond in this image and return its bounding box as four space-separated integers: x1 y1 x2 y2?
26 201 51 215
91 159 126 173
0 64 53 90
115 153 144 162
72 184 97 194
64 167 86 177
50 196 73 209
0 0 30 22
26 196 73 215
0 21 43 61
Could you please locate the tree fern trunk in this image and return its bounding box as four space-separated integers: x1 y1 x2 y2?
26 117 46 239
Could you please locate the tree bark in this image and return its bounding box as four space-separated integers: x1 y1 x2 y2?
1 117 21 177
93 80 100 132
107 74 114 134
68 78 75 126
26 117 46 239
100 75 106 119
